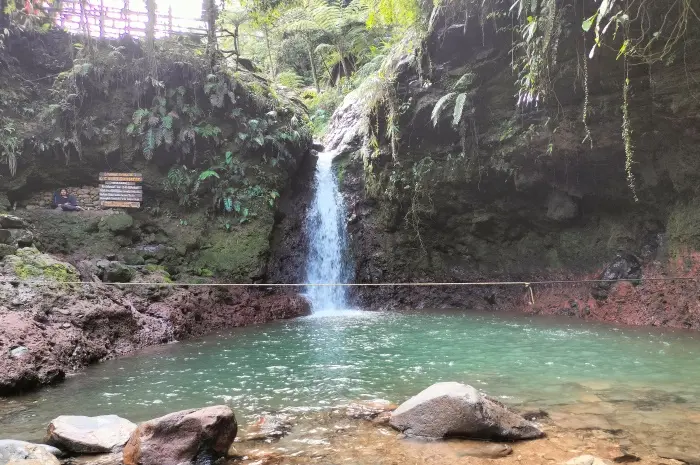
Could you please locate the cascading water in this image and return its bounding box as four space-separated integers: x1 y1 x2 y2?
304 151 351 312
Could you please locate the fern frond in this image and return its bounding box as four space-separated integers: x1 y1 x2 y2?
431 92 456 127
452 93 467 127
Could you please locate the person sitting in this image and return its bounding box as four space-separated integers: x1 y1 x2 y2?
52 188 82 211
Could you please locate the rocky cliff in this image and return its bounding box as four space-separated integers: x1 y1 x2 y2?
0 28 313 394
330 1 700 329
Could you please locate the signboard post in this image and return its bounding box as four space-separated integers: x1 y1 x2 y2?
99 172 143 209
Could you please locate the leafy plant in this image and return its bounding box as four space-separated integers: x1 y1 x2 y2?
0 122 20 176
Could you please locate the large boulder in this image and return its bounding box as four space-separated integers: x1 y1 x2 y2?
103 262 135 283
123 405 237 465
99 214 134 235
0 439 61 465
46 415 137 454
389 382 545 440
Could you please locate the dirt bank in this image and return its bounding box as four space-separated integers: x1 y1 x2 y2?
0 283 309 396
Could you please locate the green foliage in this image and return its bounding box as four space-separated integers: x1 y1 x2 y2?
0 121 20 176
163 166 201 209
364 0 421 28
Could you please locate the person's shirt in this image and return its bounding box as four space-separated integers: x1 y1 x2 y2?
53 192 77 207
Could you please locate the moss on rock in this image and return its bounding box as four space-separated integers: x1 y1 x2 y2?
667 199 700 256
99 214 134 235
4 247 79 283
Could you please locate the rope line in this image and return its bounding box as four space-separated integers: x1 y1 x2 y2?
0 276 696 287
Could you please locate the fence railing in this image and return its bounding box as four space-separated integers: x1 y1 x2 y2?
48 0 207 39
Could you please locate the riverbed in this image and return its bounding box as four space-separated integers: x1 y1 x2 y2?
2 309 700 460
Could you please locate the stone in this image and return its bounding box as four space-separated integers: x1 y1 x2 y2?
104 263 135 283
564 455 612 465
10 230 34 248
0 244 18 258
123 405 237 465
244 414 293 441
592 253 642 300
66 453 123 465
547 191 578 221
0 439 61 465
99 214 134 235
0 229 11 244
654 445 700 465
10 346 29 358
456 443 513 458
389 382 545 440
0 215 27 229
346 400 398 420
46 414 137 454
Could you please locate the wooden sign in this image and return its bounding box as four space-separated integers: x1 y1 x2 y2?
99 172 143 209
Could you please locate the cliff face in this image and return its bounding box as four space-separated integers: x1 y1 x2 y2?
0 29 314 395
333 2 700 328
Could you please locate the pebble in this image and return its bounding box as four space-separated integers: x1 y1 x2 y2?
62 323 72 329
10 346 29 358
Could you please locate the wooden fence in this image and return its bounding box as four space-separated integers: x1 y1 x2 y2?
48 0 207 39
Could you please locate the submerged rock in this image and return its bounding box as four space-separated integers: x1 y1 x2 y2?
456 443 513 458
244 414 293 441
123 405 237 465
0 439 61 465
346 400 398 421
46 415 136 454
389 382 545 440
565 455 612 465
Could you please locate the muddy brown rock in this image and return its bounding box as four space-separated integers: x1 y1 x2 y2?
46 415 136 454
122 405 237 465
389 382 544 440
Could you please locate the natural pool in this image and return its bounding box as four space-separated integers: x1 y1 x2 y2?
2 309 700 447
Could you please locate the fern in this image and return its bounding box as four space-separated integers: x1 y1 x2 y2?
431 92 456 127
452 93 467 127
198 170 220 181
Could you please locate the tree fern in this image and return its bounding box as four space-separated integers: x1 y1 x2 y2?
431 92 456 127
452 93 467 127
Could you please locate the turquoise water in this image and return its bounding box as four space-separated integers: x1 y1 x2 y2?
2 310 700 441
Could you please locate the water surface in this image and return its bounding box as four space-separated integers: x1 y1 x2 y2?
2 310 700 441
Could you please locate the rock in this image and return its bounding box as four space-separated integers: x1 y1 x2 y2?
0 215 27 229
456 443 513 458
565 455 612 465
10 230 34 248
123 405 237 465
104 262 135 283
654 446 700 465
521 409 550 421
244 414 293 441
592 253 642 300
65 453 123 465
10 346 29 358
389 382 545 440
1 248 79 283
0 439 61 465
547 190 578 221
0 229 11 244
99 214 134 235
0 244 18 258
372 411 392 426
346 400 397 420
46 415 137 454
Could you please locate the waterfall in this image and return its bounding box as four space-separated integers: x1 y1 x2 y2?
304 151 351 312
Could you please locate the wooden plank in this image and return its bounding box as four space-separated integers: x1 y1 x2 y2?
100 195 143 201
100 186 143 192
99 172 142 180
101 201 141 209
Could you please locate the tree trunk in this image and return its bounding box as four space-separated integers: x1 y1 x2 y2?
204 0 218 68
145 0 156 49
0 0 6 29
264 27 275 78
306 40 320 93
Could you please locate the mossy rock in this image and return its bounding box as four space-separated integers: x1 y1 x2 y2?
122 250 146 266
0 244 17 259
104 262 135 283
195 219 272 281
99 214 134 235
4 247 79 282
667 199 700 256
0 214 28 229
